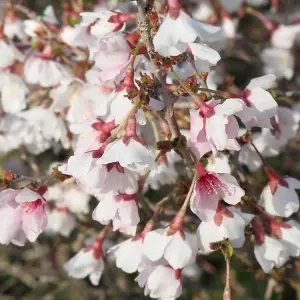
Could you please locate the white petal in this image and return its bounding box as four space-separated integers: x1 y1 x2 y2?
223 212 247 248
92 195 119 223
118 200 140 226
214 99 244 116
89 260 104 285
189 43 221 65
142 229 170 262
111 239 143 273
15 188 40 203
246 74 276 90
248 87 278 119
206 115 228 151
197 221 227 253
164 232 192 269
217 173 245 205
64 250 97 279
285 177 300 190
190 188 219 222
260 185 299 217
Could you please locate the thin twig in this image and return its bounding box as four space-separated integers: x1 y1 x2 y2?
136 0 181 139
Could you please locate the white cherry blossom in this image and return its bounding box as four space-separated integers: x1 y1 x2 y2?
235 74 278 129
188 98 243 157
254 236 289 273
93 192 139 236
260 177 300 217
191 164 245 221
100 138 155 174
280 220 300 257
136 265 182 300
197 207 254 253
142 228 197 269
153 10 223 57
64 238 104 285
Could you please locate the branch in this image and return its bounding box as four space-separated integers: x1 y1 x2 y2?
136 0 181 139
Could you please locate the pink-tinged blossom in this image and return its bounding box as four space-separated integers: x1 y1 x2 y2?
14 187 47 242
64 238 104 285
58 119 115 191
191 163 245 222
68 10 132 48
95 163 139 196
90 33 131 83
24 49 70 88
92 192 139 236
234 74 278 129
136 265 182 300
260 176 300 218
188 99 243 158
0 187 47 244
254 236 289 273
197 207 254 253
71 119 116 154
142 228 198 269
60 156 138 198
153 5 223 57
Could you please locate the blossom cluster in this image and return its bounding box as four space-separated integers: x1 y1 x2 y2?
1 0 300 299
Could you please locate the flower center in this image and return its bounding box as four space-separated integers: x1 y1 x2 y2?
197 174 230 197
22 199 43 213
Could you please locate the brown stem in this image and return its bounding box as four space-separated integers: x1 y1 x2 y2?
178 173 197 215
250 141 269 168
172 68 225 99
136 0 181 139
223 255 232 300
